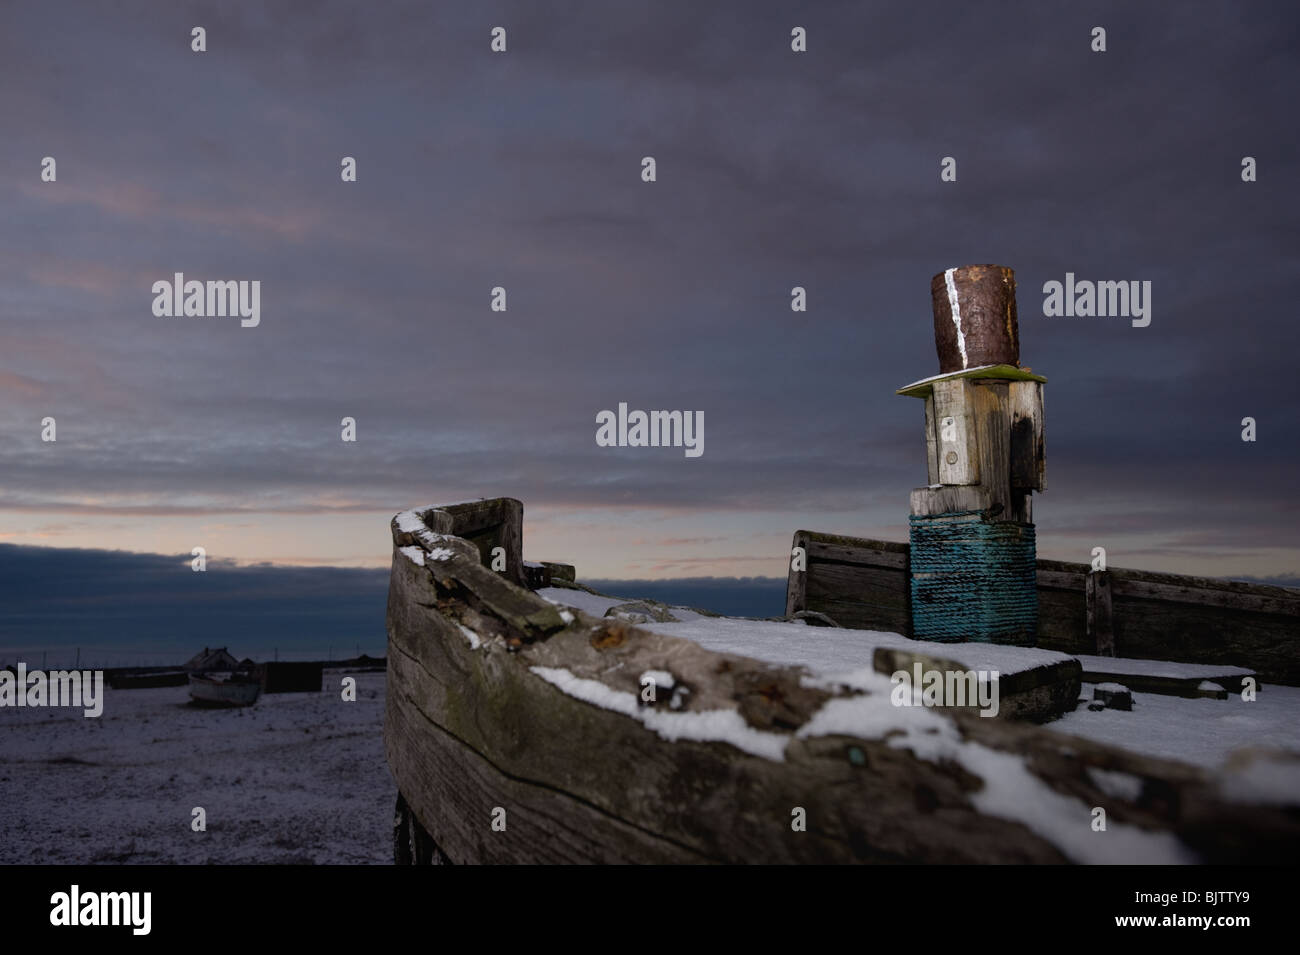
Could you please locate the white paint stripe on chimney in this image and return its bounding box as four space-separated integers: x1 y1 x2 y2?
944 267 968 369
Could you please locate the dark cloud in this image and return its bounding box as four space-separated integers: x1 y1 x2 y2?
0 541 791 662
0 543 389 666
0 1 1296 576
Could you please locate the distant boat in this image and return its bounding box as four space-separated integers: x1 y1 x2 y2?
188 672 261 707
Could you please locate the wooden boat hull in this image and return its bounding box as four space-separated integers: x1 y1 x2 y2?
385 499 1300 864
188 673 261 707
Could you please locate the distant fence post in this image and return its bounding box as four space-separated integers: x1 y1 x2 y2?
1086 570 1115 656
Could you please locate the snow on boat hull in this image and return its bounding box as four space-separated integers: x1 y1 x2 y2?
188 673 262 707
385 499 1300 865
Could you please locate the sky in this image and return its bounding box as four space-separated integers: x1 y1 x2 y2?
2 0 1298 598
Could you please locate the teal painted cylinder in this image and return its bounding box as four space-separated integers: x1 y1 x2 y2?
908 510 1037 645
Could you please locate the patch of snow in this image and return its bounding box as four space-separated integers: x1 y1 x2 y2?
426 547 456 562
667 607 708 622
1094 682 1128 693
1075 655 1253 680
643 616 1069 679
0 672 392 864
536 587 708 624
536 602 1293 788
958 740 1194 864
536 588 632 618
456 623 482 650
1218 756 1300 807
794 671 1194 863
1086 767 1144 802
398 545 424 567
1052 683 1300 770
395 510 427 535
530 666 787 761
558 610 574 624
1198 681 1225 692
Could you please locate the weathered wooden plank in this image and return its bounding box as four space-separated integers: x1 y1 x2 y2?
970 379 1011 516
1111 575 1300 615
872 646 1081 722
804 556 910 597
400 499 526 586
540 560 575 583
1087 571 1115 656
805 563 912 635
1037 567 1087 591
923 395 939 485
1009 380 1046 491
805 538 909 569
1038 561 1300 613
386 642 709 863
1037 557 1300 611
1072 657 1256 698
932 378 980 485
1034 586 1089 654
910 484 991 517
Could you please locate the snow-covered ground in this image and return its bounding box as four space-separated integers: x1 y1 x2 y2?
1071 654 1254 679
0 671 392 864
1051 682 1300 769
645 616 1071 677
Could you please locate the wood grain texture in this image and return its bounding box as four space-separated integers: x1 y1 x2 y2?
1087 571 1115 656
970 379 1011 517
923 395 939 485
932 378 980 485
910 485 992 517
1009 380 1046 491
